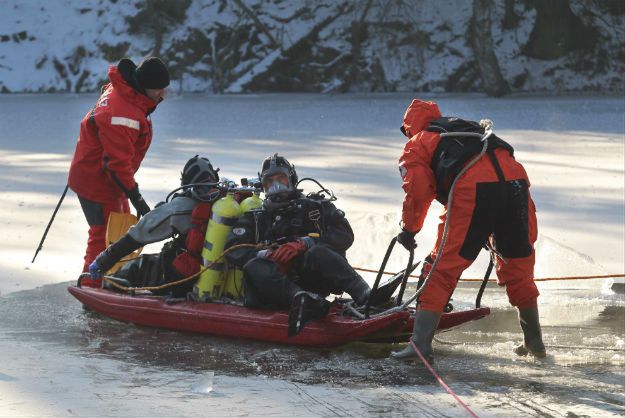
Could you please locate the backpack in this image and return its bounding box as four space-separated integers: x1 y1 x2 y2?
426 117 514 204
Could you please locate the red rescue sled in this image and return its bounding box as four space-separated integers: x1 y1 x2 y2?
68 286 489 347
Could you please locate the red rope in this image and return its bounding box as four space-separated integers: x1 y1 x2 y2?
409 340 479 418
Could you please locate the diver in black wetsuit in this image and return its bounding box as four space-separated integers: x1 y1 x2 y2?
226 154 398 336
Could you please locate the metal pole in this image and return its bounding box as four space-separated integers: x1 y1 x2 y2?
31 184 69 263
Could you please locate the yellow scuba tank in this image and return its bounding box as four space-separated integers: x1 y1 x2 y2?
239 191 262 213
223 191 263 300
195 192 242 299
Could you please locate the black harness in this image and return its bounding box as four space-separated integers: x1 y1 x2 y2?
426 117 514 204
261 197 325 242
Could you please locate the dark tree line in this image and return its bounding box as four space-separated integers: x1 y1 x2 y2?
89 0 625 95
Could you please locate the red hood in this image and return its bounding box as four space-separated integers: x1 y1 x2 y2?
107 66 158 113
402 99 442 138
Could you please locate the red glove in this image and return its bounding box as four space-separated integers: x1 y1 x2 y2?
191 203 212 226
172 252 201 278
269 240 308 265
185 228 206 254
185 202 212 254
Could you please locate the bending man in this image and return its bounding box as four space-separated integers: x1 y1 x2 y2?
68 57 169 286
391 99 545 361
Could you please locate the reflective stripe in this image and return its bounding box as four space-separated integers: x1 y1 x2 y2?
204 240 213 251
111 116 140 130
211 213 238 226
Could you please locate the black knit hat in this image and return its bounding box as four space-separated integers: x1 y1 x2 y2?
135 57 170 90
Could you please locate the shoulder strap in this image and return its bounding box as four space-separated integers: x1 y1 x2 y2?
486 148 506 183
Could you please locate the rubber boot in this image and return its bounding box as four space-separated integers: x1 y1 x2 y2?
79 275 102 288
344 277 371 306
288 291 331 337
514 307 546 358
390 310 441 363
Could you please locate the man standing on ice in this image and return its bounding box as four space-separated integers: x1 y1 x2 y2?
391 99 546 362
68 57 170 287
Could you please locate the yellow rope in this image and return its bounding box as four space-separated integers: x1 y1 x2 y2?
462 274 624 282
102 247 623 293
118 255 141 262
102 243 266 293
352 267 625 282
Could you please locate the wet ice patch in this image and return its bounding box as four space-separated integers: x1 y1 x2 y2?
191 371 214 394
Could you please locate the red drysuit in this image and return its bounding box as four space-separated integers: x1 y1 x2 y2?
399 99 539 313
68 65 159 272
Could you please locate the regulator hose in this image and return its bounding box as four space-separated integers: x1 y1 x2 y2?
296 177 337 201
165 181 222 203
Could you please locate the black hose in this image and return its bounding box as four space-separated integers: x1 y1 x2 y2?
395 248 415 306
476 252 495 308
296 177 336 201
364 237 396 318
165 181 222 203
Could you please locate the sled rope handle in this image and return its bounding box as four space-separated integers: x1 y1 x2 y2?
352 268 624 282
409 340 479 418
101 243 266 293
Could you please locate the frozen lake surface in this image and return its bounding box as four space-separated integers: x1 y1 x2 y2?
0 94 623 416
0 282 623 417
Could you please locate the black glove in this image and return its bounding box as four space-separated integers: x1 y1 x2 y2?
397 228 417 251
127 184 151 217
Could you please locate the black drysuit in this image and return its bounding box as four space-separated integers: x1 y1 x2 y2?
225 194 370 309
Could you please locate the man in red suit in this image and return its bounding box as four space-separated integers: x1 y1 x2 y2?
391 99 546 362
68 57 169 286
